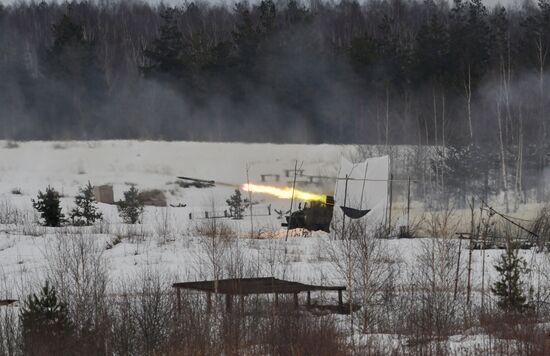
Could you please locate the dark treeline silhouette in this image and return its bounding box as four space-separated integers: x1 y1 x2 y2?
0 0 549 149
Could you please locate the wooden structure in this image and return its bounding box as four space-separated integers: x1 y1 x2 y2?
260 174 280 182
93 184 114 204
284 169 304 177
173 277 346 313
292 178 322 187
455 232 535 250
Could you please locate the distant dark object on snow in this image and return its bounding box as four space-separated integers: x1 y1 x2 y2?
138 189 167 207
0 299 17 306
176 176 215 188
170 203 187 208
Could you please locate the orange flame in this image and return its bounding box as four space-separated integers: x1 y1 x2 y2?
241 183 326 202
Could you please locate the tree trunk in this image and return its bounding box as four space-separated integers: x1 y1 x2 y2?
537 36 547 202
496 100 509 213
465 65 473 143
385 83 390 147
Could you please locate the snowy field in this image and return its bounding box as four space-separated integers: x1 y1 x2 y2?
0 141 353 295
1 140 549 353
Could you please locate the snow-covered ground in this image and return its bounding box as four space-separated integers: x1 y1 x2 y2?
0 140 352 295
0 140 546 293
1 140 548 353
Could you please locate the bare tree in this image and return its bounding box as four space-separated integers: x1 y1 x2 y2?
193 217 233 291
152 206 175 245
0 306 19 356
44 230 109 354
328 218 395 337
405 236 466 352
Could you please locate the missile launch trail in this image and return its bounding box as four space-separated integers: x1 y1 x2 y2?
177 176 327 202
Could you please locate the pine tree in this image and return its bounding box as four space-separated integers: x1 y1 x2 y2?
32 186 64 227
259 0 277 35
20 282 73 355
414 14 450 85
285 0 308 25
44 14 107 137
436 144 498 206
143 7 187 78
226 189 245 220
491 244 531 313
117 186 144 224
70 182 102 226
232 3 260 71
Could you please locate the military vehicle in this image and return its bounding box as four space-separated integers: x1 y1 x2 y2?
282 196 335 232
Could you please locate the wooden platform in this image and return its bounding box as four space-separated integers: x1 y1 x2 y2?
173 277 345 295
173 277 346 312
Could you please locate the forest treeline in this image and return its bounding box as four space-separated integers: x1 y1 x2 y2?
0 0 549 148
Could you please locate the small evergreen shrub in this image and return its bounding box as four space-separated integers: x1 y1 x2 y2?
32 186 64 227
117 186 144 224
226 189 245 219
20 282 74 355
70 182 102 226
491 244 531 313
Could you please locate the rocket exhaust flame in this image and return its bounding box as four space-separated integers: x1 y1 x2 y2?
241 183 326 203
